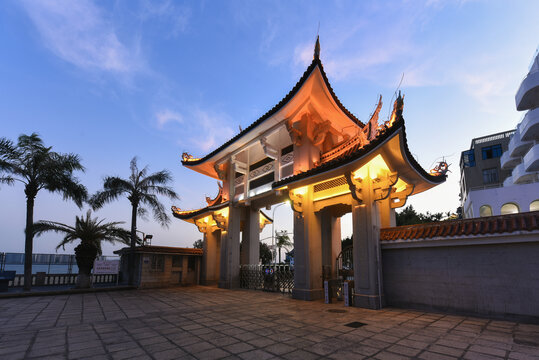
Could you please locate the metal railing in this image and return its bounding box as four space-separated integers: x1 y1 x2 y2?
240 264 294 294
0 252 119 274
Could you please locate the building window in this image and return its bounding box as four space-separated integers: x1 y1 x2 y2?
481 144 502 160
150 255 164 272
172 256 183 268
461 150 475 167
479 205 492 217
482 168 498 184
501 203 519 215
530 200 539 212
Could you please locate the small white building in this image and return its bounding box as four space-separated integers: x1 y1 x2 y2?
461 48 539 218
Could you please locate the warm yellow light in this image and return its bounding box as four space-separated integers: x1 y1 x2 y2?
215 207 229 219
292 186 308 196
353 154 390 180
276 185 288 191
393 178 408 193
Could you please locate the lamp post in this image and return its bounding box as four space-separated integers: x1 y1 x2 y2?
271 201 289 269
135 230 153 245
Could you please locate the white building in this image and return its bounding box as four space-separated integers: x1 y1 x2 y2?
461 48 539 218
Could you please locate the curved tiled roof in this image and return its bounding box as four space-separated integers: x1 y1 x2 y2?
272 115 446 188
182 55 364 167
380 211 539 241
171 201 229 220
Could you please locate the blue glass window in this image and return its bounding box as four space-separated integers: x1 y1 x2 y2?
461 150 475 167
482 144 502 160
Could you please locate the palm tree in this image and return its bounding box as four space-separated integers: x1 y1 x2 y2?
33 211 131 288
89 157 179 285
275 231 293 264
0 133 87 290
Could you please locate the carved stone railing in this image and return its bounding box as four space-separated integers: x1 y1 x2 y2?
8 273 118 287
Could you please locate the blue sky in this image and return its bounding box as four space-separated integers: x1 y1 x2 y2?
1 0 538 256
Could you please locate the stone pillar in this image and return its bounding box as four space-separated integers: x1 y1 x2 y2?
379 197 396 228
219 205 241 289
290 114 321 174
320 209 342 279
292 187 324 300
352 177 385 309
241 207 260 265
201 229 221 285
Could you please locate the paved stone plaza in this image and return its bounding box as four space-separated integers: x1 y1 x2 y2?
0 286 538 360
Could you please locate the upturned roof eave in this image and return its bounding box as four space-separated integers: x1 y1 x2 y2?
271 117 446 190
181 56 364 171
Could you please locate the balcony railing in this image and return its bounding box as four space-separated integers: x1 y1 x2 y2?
523 143 539 172
508 130 533 158
500 151 521 170
521 107 539 142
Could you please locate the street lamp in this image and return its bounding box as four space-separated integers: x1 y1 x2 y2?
135 230 153 246
271 200 290 268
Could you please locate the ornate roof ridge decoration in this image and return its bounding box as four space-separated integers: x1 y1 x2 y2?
273 97 446 189
181 38 364 167
171 201 229 220
380 211 539 241
320 94 386 163
205 182 223 206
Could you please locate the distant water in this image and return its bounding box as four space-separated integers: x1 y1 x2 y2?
3 264 79 274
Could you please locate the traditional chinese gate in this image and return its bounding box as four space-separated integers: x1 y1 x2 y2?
172 37 446 309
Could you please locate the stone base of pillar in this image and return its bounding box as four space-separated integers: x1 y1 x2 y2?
200 279 218 286
353 293 385 310
292 288 324 301
218 279 240 289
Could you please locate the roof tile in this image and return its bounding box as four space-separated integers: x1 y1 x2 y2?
381 211 539 242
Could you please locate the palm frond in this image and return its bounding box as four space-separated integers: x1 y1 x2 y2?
140 193 170 227
89 176 131 209
33 220 76 237
37 211 131 252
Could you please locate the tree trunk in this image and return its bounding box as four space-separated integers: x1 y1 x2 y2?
128 203 138 286
23 196 35 291
75 243 97 289
278 246 281 264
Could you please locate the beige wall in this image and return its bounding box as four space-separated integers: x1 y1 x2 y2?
119 253 200 289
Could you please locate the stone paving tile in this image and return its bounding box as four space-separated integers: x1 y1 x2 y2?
0 286 538 360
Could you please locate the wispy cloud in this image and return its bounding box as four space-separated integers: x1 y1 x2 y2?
154 106 235 154
155 109 183 128
20 0 143 73
191 109 235 152
139 0 191 37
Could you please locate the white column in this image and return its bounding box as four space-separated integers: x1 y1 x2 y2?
241 207 260 265
351 176 385 309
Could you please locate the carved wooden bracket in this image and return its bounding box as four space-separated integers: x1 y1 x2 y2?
195 219 209 233
214 163 226 180
372 171 398 201
344 172 363 203
260 137 278 160
212 212 228 231
286 120 302 146
288 191 304 214
312 120 331 146
390 184 415 209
